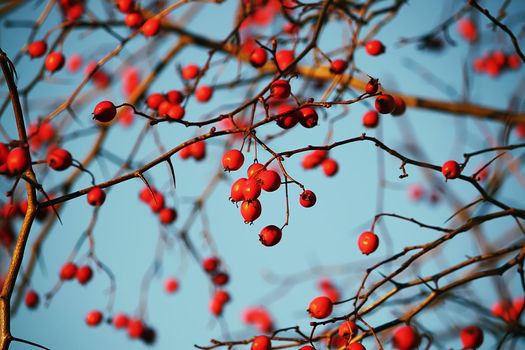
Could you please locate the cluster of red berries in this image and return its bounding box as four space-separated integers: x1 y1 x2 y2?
273 103 319 129
242 306 273 333
202 257 231 316
86 310 156 344
491 296 524 323
138 186 178 225
59 261 94 285
473 50 521 77
362 95 406 128
146 91 185 120
179 141 207 161
301 150 339 177
222 149 281 222
115 0 161 36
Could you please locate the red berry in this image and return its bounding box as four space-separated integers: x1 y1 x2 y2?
408 184 424 201
358 231 379 255
365 78 379 94
147 93 165 110
259 225 282 247
45 52 65 72
347 343 366 350
250 47 268 68
458 18 478 43
299 190 316 208
460 325 483 349
374 94 395 114
37 121 55 142
195 85 214 103
125 12 143 28
93 100 117 123
6 148 29 174
251 335 271 350
507 53 521 70
322 158 338 177
338 320 358 338
25 290 39 309
330 59 348 74
257 170 281 192
242 178 261 201
298 107 318 128
0 143 8 167
164 277 179 293
190 141 206 160
117 0 135 13
209 298 223 316
222 150 245 171
362 110 379 128
76 265 93 285
391 96 406 116
214 289 230 304
230 178 247 202
159 207 177 225
308 296 333 319
441 160 461 180
275 104 299 129
247 163 265 179
392 325 420 350
149 192 165 213
299 347 315 350
65 3 84 20
270 79 291 100
301 150 327 169
87 187 106 206
47 148 72 171
157 101 172 117
212 271 229 286
167 104 185 120
86 310 103 327
27 41 47 58
365 40 385 56
166 90 184 104
202 256 220 273
60 262 78 280
112 313 129 329
182 64 199 80
142 18 160 37
240 199 262 223
128 319 145 338
275 50 295 72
